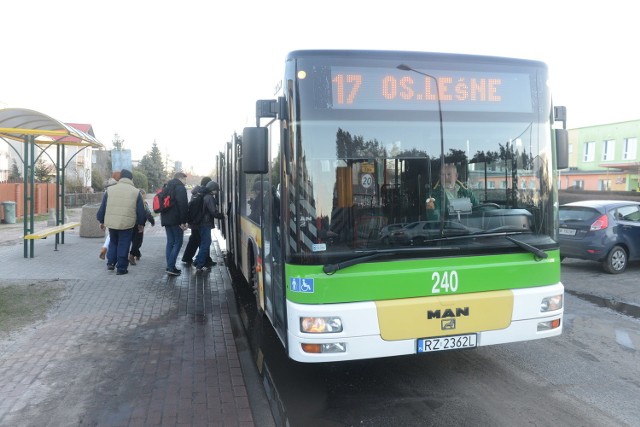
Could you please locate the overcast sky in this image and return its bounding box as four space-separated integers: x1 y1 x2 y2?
2 0 638 175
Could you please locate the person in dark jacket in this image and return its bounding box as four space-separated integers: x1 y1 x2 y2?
181 176 214 266
160 171 189 276
99 172 120 260
128 189 155 265
194 180 222 272
96 169 146 275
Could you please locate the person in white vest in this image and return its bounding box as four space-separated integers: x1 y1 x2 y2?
96 169 146 275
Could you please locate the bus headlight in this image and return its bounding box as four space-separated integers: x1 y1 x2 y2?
537 318 561 331
300 316 343 333
540 295 563 312
301 342 347 354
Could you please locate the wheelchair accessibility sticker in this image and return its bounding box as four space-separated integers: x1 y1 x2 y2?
290 277 314 293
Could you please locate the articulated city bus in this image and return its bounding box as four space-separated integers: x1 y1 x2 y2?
218 50 568 363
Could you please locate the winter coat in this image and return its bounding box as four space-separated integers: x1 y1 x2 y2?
97 178 146 230
201 192 221 228
159 178 189 227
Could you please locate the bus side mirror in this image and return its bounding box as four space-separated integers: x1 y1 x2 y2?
555 128 568 170
242 127 268 174
554 106 567 126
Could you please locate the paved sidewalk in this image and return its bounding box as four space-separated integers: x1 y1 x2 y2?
0 210 274 427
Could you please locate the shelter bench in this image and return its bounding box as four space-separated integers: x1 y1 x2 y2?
24 222 81 251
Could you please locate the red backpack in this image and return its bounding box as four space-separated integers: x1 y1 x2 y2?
152 184 173 213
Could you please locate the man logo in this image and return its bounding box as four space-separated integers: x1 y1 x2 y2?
441 319 456 330
427 307 469 319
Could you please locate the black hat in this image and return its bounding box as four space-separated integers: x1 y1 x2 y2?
205 180 219 192
120 169 133 180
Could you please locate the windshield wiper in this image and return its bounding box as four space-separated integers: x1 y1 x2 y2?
505 235 548 260
322 232 548 274
323 251 396 275
468 229 547 260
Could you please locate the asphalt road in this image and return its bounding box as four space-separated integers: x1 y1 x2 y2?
243 258 640 426
561 257 640 308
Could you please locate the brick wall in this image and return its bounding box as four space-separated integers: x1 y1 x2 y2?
0 182 104 221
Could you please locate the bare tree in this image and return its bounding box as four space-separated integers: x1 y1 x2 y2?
112 133 125 151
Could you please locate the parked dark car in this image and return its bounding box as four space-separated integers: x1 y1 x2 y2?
388 220 479 246
558 200 640 273
378 222 407 244
387 221 432 245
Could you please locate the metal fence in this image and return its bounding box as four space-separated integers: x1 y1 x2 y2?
64 192 105 207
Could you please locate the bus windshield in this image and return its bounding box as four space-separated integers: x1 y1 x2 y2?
286 52 557 263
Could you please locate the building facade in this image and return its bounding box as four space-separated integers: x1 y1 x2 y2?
561 119 640 191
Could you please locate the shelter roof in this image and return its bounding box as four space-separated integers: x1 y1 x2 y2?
599 162 640 172
0 108 103 148
54 123 96 145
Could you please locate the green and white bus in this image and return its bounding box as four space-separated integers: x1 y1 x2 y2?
219 50 568 363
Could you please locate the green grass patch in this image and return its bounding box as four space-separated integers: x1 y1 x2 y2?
17 213 49 223
0 280 66 336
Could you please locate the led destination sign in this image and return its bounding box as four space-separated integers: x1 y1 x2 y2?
328 66 533 113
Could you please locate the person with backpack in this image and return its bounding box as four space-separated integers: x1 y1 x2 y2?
193 180 222 273
182 176 215 266
160 171 189 276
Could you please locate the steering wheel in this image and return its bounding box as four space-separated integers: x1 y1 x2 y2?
474 203 501 211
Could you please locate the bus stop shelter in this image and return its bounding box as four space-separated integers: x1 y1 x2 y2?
0 108 104 257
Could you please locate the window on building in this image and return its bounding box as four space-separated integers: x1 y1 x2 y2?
488 181 496 189
500 180 507 189
598 179 611 191
623 137 637 160
572 180 584 189
584 141 595 162
602 139 615 161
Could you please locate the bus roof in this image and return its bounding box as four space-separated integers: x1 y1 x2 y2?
285 49 547 68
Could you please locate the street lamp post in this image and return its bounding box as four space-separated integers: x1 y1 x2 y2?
397 64 445 232
397 64 445 171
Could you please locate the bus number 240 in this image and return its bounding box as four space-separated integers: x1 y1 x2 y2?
432 271 459 293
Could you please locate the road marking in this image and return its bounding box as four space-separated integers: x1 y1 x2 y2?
615 328 635 350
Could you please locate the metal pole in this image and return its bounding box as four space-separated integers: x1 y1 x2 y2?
397 64 445 233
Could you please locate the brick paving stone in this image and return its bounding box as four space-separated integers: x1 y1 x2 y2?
0 210 273 427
